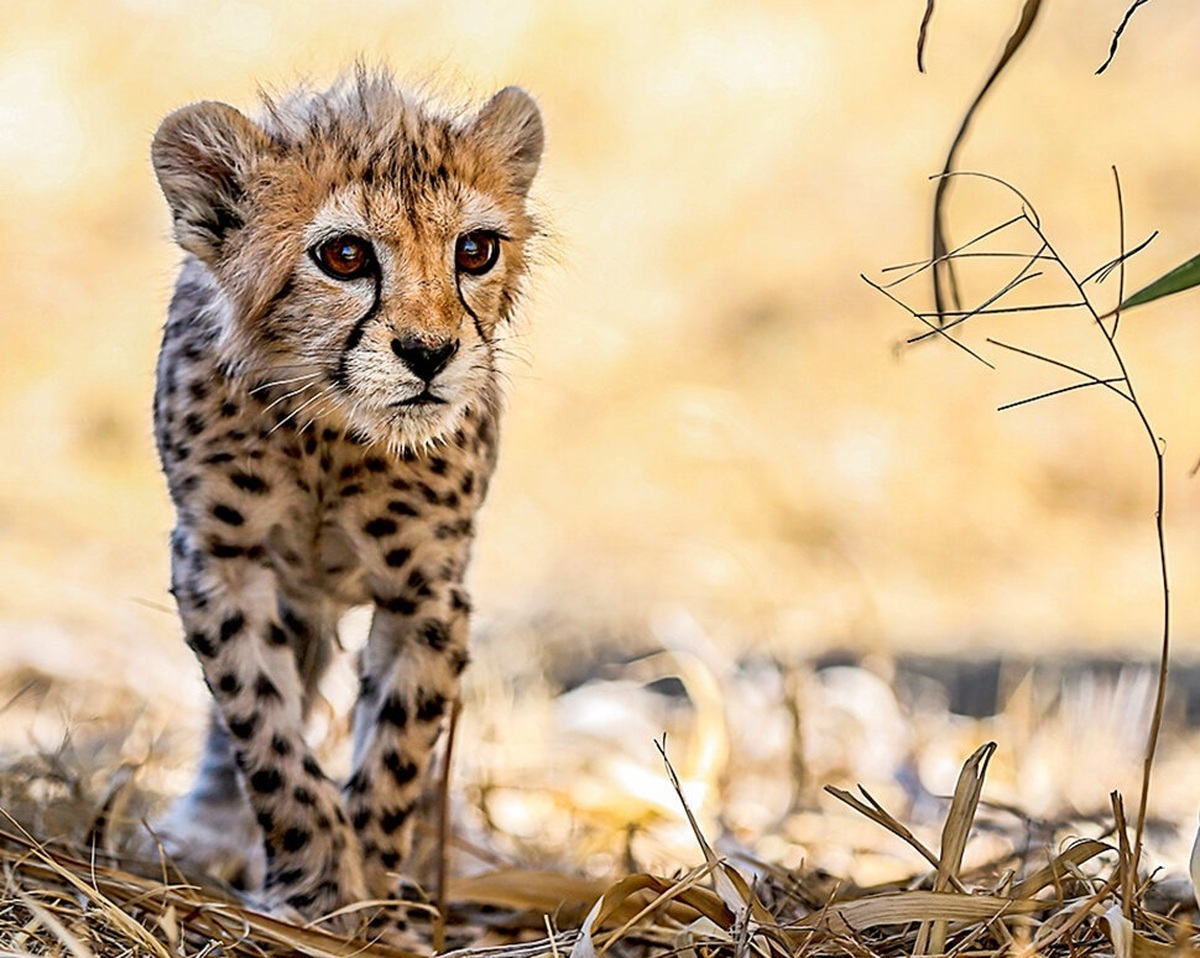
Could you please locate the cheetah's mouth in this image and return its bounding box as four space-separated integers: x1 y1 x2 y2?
391 388 447 408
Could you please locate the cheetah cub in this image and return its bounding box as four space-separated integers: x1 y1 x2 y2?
150 70 543 929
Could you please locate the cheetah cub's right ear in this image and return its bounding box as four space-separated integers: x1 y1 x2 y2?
151 102 272 267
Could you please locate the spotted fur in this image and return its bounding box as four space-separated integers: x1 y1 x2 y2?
150 70 543 934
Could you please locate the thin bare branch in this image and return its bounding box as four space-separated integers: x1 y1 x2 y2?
913 300 1089 321
908 247 1048 344
1083 231 1158 286
930 0 1044 323
985 338 1134 405
1097 0 1155 75
997 376 1127 412
917 1 936 72
883 214 1027 286
860 272 995 369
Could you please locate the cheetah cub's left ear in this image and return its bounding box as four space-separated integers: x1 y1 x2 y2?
469 86 544 196
152 102 273 266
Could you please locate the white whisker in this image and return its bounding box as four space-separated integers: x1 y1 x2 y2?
268 386 332 436
260 381 319 416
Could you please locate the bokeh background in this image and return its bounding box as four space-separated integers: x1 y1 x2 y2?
4 1 1200 884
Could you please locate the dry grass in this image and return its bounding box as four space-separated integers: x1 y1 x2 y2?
3 651 1200 957
1 699 1197 958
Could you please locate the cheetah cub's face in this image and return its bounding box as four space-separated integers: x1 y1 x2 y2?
152 78 543 449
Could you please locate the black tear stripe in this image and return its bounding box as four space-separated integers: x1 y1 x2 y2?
334 273 384 388
454 273 490 346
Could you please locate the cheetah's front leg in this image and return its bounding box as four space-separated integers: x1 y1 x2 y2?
170 535 366 918
346 583 470 902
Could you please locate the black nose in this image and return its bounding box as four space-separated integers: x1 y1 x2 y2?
390 336 459 382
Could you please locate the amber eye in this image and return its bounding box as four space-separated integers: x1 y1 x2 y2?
312 235 375 280
455 231 501 276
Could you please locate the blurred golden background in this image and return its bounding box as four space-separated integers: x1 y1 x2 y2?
4 0 1200 882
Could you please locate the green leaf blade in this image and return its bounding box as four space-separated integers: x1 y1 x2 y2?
1120 252 1200 311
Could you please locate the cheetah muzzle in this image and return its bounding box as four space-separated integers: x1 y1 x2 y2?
149 69 543 938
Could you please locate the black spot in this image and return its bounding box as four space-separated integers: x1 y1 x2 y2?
302 755 324 779
338 463 362 481
390 478 410 491
378 695 409 727
340 484 363 497
292 785 315 805
228 714 258 739
444 492 460 509
345 770 368 794
383 750 418 785
387 500 418 517
219 613 245 642
267 624 288 646
419 620 450 651
281 607 310 638
230 471 269 494
450 649 470 675
281 827 310 852
256 809 276 832
217 673 242 695
183 412 206 436
255 674 282 700
205 451 235 465
461 473 475 495
352 808 372 830
380 850 401 869
322 428 340 442
227 430 247 442
270 734 292 756
379 807 410 834
449 589 472 613
381 595 416 616
211 542 244 559
268 866 305 889
304 435 317 455
416 691 446 723
385 547 411 568
187 632 216 658
407 569 432 596
212 503 245 526
364 457 388 473
429 457 447 474
436 519 472 539
364 517 397 538
249 768 283 793
417 483 439 504
286 890 316 910
220 401 239 418
189 381 209 401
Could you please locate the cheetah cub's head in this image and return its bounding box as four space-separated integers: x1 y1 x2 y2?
152 72 543 450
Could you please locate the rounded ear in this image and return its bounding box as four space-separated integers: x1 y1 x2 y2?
470 86 544 196
151 101 272 264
